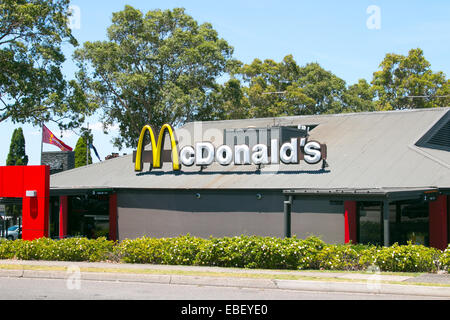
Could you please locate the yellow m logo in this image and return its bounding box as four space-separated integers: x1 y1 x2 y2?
135 124 180 172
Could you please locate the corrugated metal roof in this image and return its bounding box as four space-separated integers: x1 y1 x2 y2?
50 108 450 191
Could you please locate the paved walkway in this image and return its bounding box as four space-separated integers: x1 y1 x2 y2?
1 259 449 298
0 259 414 281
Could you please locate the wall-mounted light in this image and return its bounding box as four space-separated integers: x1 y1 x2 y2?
256 193 262 200
195 193 201 199
26 190 37 197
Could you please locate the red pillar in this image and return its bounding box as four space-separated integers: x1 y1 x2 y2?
22 166 49 240
59 196 68 239
109 193 117 241
429 195 448 250
344 201 358 244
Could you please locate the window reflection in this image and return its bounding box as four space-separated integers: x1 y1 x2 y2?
358 202 383 246
390 201 429 246
358 200 429 246
67 194 110 239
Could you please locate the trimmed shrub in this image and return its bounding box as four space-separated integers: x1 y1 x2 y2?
359 242 442 272
53 237 115 262
0 238 17 259
0 235 447 273
316 244 362 271
114 235 207 265
440 244 450 272
113 237 166 264
193 235 325 270
0 237 114 262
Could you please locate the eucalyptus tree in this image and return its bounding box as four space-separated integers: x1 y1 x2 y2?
0 0 90 129
74 6 235 148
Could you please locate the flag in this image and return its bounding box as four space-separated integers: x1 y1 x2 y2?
89 143 102 162
42 125 73 151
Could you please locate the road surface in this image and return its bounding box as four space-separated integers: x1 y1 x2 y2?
0 277 446 300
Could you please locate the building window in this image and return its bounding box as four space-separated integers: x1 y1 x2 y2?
390 201 429 246
358 202 383 246
358 200 430 247
67 194 110 239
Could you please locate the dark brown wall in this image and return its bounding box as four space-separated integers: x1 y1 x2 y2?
117 190 345 243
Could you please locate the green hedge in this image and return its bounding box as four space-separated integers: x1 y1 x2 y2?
0 237 114 262
1 236 449 273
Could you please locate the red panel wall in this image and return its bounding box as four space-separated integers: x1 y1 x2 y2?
429 195 448 251
0 166 49 240
2 166 25 197
344 201 358 244
59 196 68 239
0 167 3 195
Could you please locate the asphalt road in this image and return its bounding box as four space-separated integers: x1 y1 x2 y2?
0 277 447 300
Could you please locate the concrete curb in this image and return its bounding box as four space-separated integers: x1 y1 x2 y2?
1 268 449 298
274 279 450 298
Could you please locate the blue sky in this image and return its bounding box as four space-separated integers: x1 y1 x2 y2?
1 0 449 166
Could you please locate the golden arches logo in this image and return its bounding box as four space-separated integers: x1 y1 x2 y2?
135 124 180 172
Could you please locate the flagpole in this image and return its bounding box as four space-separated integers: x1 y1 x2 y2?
40 122 44 165
86 122 89 166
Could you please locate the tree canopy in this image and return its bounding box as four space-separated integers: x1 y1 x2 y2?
74 6 236 148
209 55 372 120
74 129 93 168
372 48 449 110
210 50 448 121
1 1 448 146
0 0 92 129
6 127 28 166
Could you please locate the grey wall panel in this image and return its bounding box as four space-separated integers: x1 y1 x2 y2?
117 190 345 243
291 213 345 244
118 190 283 213
118 208 284 239
291 199 345 244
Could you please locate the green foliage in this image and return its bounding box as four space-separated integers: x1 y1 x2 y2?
316 244 362 271
0 236 447 273
195 236 326 270
6 128 28 166
115 235 208 265
217 55 375 120
0 237 114 262
210 49 448 121
440 245 450 272
0 0 93 128
342 79 376 113
372 48 450 110
359 242 442 272
74 129 93 168
74 6 236 149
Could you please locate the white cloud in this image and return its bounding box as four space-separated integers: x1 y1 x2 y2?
89 122 119 133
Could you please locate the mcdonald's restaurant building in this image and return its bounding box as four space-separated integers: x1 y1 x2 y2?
1 108 449 250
